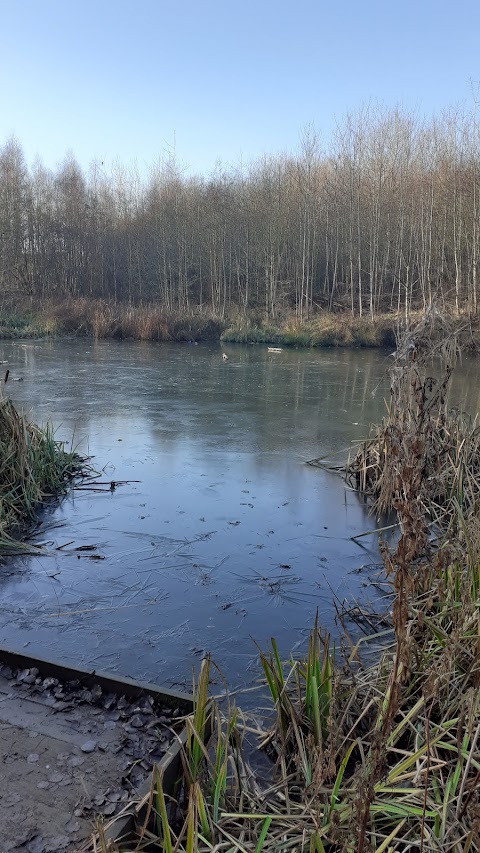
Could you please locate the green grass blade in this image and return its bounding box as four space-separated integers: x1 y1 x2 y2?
327 740 357 822
254 816 273 852
153 765 173 853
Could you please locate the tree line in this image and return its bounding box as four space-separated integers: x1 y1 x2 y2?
1 105 480 320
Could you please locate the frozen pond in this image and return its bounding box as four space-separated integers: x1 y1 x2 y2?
0 339 478 690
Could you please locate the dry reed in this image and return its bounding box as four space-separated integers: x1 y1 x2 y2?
346 306 480 547
40 298 225 342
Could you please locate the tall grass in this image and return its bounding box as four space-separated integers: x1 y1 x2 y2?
222 314 398 348
346 306 480 544
0 309 57 338
90 525 479 850
0 298 226 341
0 299 226 342
0 388 85 551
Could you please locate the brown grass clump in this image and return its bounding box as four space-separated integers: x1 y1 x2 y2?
38 298 226 342
0 383 85 551
346 306 480 547
223 312 398 348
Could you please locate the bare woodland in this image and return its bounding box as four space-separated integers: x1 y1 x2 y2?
2 106 480 320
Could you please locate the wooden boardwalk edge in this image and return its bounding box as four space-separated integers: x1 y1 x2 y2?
0 645 194 710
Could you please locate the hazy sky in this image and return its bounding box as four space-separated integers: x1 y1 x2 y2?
1 0 479 176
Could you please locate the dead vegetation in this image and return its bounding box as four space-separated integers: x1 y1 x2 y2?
346 306 480 549
32 298 226 342
0 381 85 552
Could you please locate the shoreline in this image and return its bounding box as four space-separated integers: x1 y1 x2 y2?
1 299 479 351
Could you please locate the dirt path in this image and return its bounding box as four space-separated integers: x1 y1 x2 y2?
0 663 182 852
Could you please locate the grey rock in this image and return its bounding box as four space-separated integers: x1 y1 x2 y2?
16 668 30 683
107 791 122 802
47 772 64 784
53 700 71 712
45 835 69 852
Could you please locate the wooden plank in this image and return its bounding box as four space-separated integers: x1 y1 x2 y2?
101 729 187 845
101 712 213 847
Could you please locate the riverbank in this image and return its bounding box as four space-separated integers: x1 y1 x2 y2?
223 312 397 348
2 298 479 350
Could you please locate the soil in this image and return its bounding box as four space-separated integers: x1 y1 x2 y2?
0 662 184 852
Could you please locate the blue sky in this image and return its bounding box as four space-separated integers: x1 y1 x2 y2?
1 0 479 176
